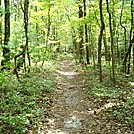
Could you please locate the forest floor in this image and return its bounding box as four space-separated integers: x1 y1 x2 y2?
41 57 134 134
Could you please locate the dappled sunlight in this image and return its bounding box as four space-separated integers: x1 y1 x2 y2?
46 129 68 134
87 102 115 115
72 102 115 116
95 102 115 114
56 70 78 76
44 118 68 134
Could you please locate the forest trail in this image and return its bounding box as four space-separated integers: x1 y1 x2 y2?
29 58 134 134
44 59 94 134
40 58 134 134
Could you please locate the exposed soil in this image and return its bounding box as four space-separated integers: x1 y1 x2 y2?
42 60 134 134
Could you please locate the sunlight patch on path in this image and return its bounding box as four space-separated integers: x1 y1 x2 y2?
56 70 78 76
46 129 69 134
64 115 82 130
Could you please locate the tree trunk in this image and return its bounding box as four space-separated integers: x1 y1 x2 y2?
0 0 2 46
78 3 83 63
14 0 30 80
116 31 120 65
46 0 51 51
1 0 10 68
106 0 116 85
120 0 127 73
98 0 105 82
24 0 31 72
123 0 134 75
133 40 134 75
127 0 133 74
83 0 89 64
103 30 108 62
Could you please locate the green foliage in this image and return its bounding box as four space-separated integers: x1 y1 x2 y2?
84 62 134 130
106 98 134 127
0 66 56 133
86 87 130 98
86 85 134 130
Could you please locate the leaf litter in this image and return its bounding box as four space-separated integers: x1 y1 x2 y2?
42 60 134 134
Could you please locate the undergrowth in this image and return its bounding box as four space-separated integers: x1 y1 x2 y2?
0 61 57 134
83 64 134 131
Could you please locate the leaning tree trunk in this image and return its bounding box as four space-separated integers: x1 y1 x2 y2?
14 0 30 80
98 0 105 82
106 0 116 85
1 0 10 68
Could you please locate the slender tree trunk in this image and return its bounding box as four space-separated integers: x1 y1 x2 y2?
83 0 89 64
78 3 83 63
35 1 39 42
98 0 105 82
46 1 51 51
14 0 30 80
103 30 108 62
0 0 2 46
24 0 31 72
133 41 134 74
127 0 134 74
116 30 120 65
106 0 116 85
123 0 134 75
120 0 127 73
1 0 10 68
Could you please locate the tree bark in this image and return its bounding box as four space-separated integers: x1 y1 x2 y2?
24 0 30 72
127 0 133 74
78 4 84 63
1 0 10 68
120 0 127 72
98 0 105 82
83 0 89 64
14 0 30 79
106 0 116 85
0 0 2 46
123 0 134 75
46 0 51 51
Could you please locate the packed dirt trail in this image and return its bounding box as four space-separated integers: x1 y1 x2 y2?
43 59 129 134
43 59 104 134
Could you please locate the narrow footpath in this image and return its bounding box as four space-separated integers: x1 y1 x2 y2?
44 60 94 134
43 60 133 134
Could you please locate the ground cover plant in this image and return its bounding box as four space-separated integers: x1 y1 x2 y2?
0 61 57 133
0 0 134 133
82 65 134 133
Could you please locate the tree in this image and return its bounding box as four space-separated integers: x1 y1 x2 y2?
78 1 84 63
0 0 2 47
120 0 127 72
106 0 116 85
97 0 105 82
1 0 10 69
14 0 30 79
45 0 51 50
83 0 90 64
126 0 134 74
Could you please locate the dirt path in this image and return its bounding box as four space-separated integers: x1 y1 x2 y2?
43 60 93 133
43 60 133 134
